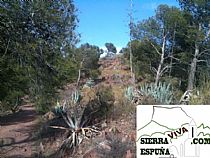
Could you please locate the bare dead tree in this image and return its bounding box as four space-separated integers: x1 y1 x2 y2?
147 29 169 86
129 0 135 84
187 23 210 90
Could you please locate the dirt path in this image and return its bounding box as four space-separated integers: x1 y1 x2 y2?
0 104 39 158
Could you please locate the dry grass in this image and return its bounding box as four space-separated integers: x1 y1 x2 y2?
80 87 97 106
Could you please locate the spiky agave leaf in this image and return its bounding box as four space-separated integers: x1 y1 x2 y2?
140 82 173 104
125 86 134 101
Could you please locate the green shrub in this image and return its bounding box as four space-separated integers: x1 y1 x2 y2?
36 95 54 114
112 96 135 119
97 133 133 158
140 95 160 105
88 85 115 121
89 69 100 79
96 85 115 105
190 80 210 105
1 90 24 113
199 80 210 104
80 85 115 124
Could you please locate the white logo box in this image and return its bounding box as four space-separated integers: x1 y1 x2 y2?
136 105 210 158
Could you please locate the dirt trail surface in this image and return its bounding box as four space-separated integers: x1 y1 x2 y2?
0 104 39 158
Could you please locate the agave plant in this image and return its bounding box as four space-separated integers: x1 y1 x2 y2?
140 82 173 104
125 86 134 101
54 90 80 115
55 101 66 114
84 79 95 88
51 89 100 156
50 108 100 155
71 89 81 104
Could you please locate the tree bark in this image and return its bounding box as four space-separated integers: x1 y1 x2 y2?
187 24 201 90
76 59 84 87
155 31 166 86
187 43 199 90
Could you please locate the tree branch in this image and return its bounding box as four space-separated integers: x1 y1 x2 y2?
151 42 161 56
197 49 210 57
150 66 157 75
165 55 180 61
1 38 10 59
149 62 157 75
160 65 170 77
145 38 161 56
205 23 210 39
197 59 207 63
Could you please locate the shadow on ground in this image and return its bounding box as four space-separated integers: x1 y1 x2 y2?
0 106 37 126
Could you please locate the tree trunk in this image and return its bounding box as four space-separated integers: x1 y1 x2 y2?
129 42 135 83
169 25 176 77
155 32 166 86
155 51 164 86
129 0 135 84
187 43 199 90
187 24 201 90
76 59 84 87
